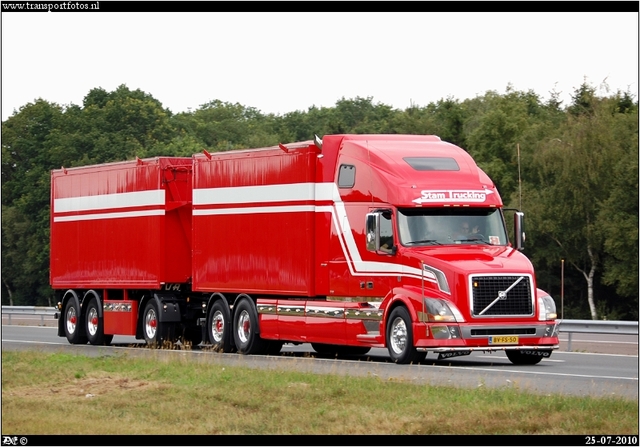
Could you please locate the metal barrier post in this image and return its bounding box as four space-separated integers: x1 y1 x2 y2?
567 332 572 352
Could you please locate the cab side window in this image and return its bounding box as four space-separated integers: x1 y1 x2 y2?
338 164 355 188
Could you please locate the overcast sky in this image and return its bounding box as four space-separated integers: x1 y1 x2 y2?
1 11 638 120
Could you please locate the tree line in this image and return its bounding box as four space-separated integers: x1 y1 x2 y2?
2 82 637 320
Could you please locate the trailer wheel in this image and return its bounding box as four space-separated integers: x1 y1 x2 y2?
207 300 236 353
233 299 268 355
85 298 110 346
142 301 170 348
63 299 87 345
506 350 550 365
386 307 424 364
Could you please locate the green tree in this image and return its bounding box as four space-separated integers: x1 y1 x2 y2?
524 84 638 319
597 92 639 316
76 85 176 163
180 100 279 152
1 100 64 305
394 97 468 147
1 86 179 305
463 87 547 202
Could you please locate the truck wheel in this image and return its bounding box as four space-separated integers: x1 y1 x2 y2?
208 300 236 353
143 301 170 348
63 299 87 345
85 298 110 345
506 350 550 365
386 307 423 364
233 299 268 355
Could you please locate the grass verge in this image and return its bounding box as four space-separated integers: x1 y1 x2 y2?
1 350 638 435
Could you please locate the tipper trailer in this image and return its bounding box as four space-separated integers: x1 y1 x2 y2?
51 134 559 364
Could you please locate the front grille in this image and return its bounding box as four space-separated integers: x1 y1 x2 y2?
471 275 534 317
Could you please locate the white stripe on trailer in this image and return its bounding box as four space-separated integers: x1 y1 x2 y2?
54 190 165 213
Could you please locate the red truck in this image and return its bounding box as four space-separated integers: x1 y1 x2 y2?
50 134 560 364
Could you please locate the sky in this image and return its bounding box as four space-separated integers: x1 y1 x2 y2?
1 10 638 120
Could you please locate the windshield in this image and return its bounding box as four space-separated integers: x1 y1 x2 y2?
397 207 508 246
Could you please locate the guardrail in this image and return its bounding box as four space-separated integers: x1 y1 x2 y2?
2 306 638 351
2 306 57 326
558 319 639 351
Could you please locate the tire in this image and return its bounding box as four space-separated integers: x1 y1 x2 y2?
85 298 110 346
207 300 236 353
63 298 87 345
142 300 173 348
386 307 423 364
233 299 268 355
506 350 550 365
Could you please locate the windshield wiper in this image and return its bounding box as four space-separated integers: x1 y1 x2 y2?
405 239 442 246
464 237 492 245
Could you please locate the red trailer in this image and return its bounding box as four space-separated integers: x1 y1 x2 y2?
51 134 560 364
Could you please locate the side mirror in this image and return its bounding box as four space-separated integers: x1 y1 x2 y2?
365 212 397 255
365 212 380 252
514 211 525 251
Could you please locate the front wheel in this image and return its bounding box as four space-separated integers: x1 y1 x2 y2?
63 299 87 345
506 350 550 365
386 307 424 364
233 299 268 355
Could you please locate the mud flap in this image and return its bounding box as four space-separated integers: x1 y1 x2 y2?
152 293 182 323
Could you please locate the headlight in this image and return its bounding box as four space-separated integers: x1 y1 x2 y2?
425 298 465 323
538 295 557 321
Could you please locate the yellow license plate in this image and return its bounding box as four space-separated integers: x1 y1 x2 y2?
489 336 519 344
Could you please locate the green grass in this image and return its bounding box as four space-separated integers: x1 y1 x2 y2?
1 350 638 435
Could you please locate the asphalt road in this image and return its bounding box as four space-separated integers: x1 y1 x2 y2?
3 314 637 355
2 321 638 401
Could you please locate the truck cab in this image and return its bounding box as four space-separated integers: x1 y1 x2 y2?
321 134 559 364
